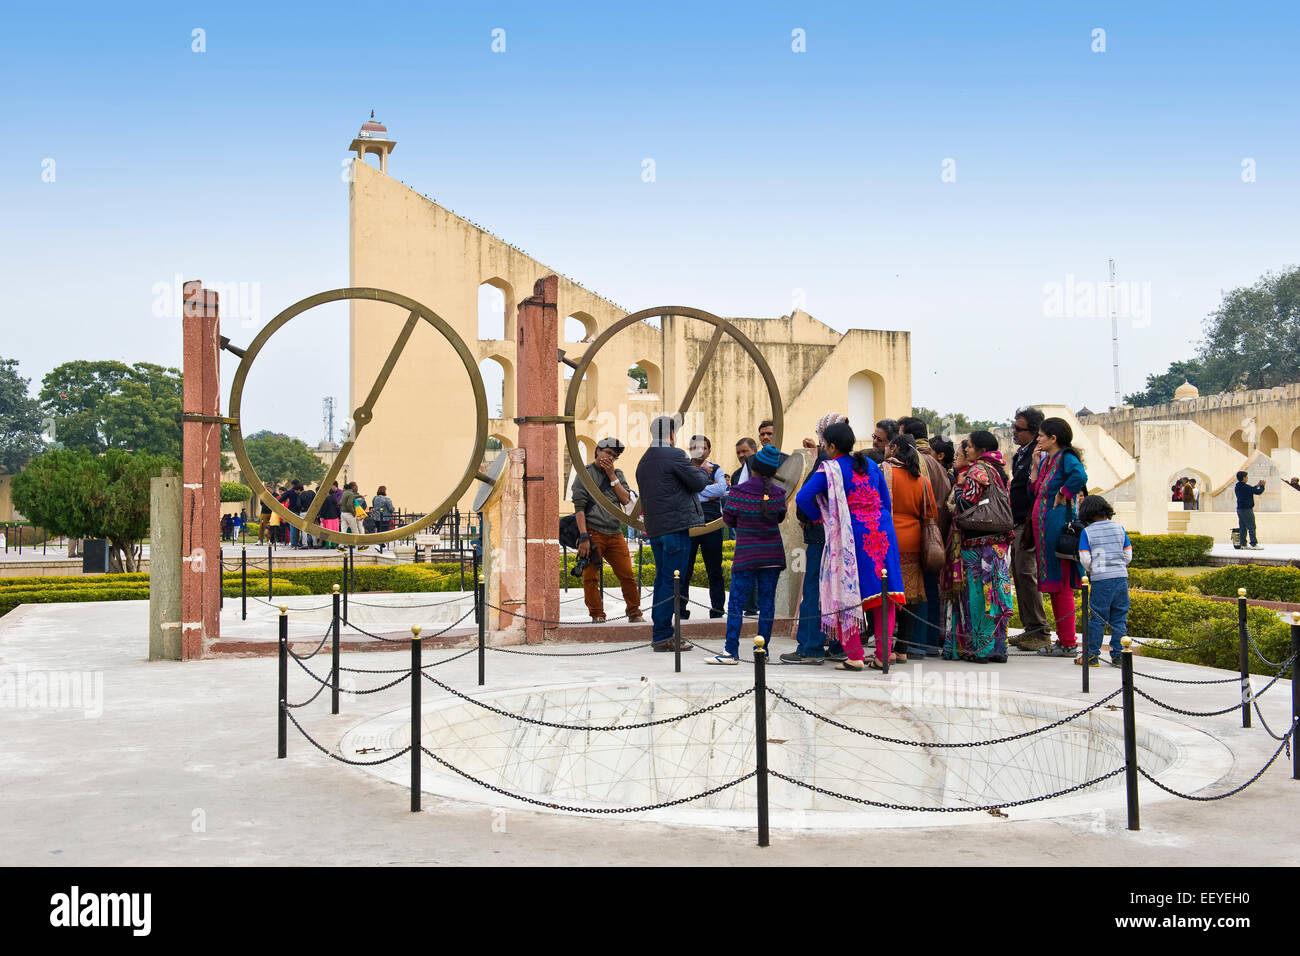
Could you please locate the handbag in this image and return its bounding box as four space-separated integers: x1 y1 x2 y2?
920 473 945 573
1056 509 1084 561
954 463 1014 537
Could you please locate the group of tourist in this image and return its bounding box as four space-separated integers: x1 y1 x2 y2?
575 405 1134 670
255 480 396 551
1171 476 1200 509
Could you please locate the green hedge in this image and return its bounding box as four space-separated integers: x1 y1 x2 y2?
0 572 152 589
0 585 152 618
1128 533 1214 568
1130 564 1300 604
1127 592 1289 675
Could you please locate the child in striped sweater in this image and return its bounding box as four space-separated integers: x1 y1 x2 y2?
710 444 788 664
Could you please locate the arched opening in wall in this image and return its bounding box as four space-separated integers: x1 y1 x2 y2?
628 359 662 395
563 362 599 419
565 311 597 344
478 279 512 341
1167 467 1212 510
1229 429 1248 456
1259 426 1278 457
478 356 514 419
1291 426 1300 452
362 152 381 170
847 370 883 437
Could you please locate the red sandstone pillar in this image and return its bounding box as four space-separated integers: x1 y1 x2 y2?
516 276 560 644
181 281 222 659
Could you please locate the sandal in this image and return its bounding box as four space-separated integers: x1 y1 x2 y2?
834 660 866 671
866 659 887 670
890 653 908 664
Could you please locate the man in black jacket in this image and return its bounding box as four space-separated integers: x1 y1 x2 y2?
1008 406 1051 650
635 415 709 651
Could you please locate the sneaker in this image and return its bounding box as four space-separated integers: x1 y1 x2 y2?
678 609 691 620
1074 654 1100 667
652 639 693 653
1109 655 1123 668
1037 642 1078 657
779 651 825 665
1009 628 1046 649
825 643 847 662
590 615 607 624
626 613 645 623
1015 633 1052 652
705 654 739 665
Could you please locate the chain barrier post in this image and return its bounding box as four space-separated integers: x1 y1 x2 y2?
278 605 288 759
673 570 682 673
241 545 248 620
1081 576 1091 694
267 544 274 599
1120 636 1140 830
349 544 356 592
411 625 423 812
478 575 487 687
878 569 889 674
331 584 341 715
1292 612 1299 781
563 544 569 592
1238 588 1251 729
753 635 770 847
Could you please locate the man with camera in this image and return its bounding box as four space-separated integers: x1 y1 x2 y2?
571 437 644 624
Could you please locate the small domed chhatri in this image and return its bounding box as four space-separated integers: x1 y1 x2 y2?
1174 380 1199 401
349 110 396 173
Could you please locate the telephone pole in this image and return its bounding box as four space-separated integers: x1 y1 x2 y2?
1109 258 1121 408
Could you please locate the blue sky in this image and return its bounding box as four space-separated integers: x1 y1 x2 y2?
2 1 1297 442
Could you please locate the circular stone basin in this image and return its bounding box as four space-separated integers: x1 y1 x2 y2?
342 677 1233 829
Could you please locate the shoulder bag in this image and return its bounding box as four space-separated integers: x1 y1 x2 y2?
920 472 946 573
953 463 1014 537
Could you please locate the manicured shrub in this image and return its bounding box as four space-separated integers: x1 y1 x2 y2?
0 585 152 617
1127 569 1194 593
1127 591 1289 675
1189 565 1300 603
1128 533 1213 568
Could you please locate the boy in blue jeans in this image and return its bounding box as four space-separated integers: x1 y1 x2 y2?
1075 495 1132 667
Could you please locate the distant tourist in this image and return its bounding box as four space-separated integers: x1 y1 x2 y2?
298 484 317 548
1009 406 1051 651
635 415 709 652
709 445 787 664
883 434 938 662
571 437 642 624
1076 495 1132 668
1182 478 1199 511
317 481 342 538
1234 471 1265 549
784 412 845 664
1031 417 1088 656
679 435 728 620
794 421 904 671
371 486 395 551
942 432 1015 663
872 418 900 455
903 417 951 656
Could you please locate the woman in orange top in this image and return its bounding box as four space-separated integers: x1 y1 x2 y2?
883 434 938 661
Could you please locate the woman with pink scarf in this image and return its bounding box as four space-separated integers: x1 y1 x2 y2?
794 422 905 670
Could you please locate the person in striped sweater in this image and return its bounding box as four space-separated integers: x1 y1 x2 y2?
709 444 788 664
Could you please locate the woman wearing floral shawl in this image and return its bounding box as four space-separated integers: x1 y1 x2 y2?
942 431 1015 663
795 421 905 670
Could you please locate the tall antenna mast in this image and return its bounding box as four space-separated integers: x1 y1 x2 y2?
1109 258 1121 408
322 396 335 444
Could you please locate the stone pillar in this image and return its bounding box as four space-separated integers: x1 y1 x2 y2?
149 469 182 659
181 281 222 660
1133 421 1171 535
516 276 560 644
482 448 527 638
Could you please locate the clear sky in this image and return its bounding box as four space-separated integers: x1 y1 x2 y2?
2 0 1297 443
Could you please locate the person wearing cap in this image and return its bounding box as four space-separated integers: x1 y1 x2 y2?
679 435 728 620
709 444 788 664
635 415 710 652
572 438 643 623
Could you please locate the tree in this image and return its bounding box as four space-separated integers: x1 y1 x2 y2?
220 481 252 502
1122 359 1209 407
627 366 649 390
11 448 176 572
243 431 325 486
0 357 46 473
1124 265 1300 407
39 360 182 458
911 407 1005 439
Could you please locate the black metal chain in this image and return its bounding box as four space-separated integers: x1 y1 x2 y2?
289 651 412 695
283 707 414 765
1242 662 1295 704
1132 686 1249 718
1131 670 1243 685
417 745 756 813
484 592 676 627
286 625 336 662
766 686 1123 748
251 596 336 611
419 670 755 731
485 641 656 657
1244 626 1289 669
341 607 476 643
769 766 1126 812
1252 705 1295 743
284 674 331 709
1130 630 1232 654
339 647 478 674
1137 727 1294 800
347 594 468 609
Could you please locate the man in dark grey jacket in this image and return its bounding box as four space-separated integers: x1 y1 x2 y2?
635 415 709 651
